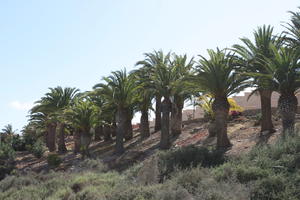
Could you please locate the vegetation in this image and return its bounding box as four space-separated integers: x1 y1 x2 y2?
0 133 299 200
198 94 244 121
31 140 46 159
1 5 300 200
47 153 62 168
194 49 249 148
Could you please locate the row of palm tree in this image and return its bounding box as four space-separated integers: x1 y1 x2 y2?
25 7 300 155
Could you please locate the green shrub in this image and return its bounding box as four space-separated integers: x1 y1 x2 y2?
11 135 26 151
213 162 236 181
158 146 224 179
31 140 45 158
235 166 269 183
154 183 192 200
250 175 286 200
214 163 270 183
0 175 39 192
25 144 32 152
0 143 15 180
23 132 37 147
250 135 300 161
172 167 209 193
0 143 15 160
76 158 108 172
47 153 62 168
170 167 250 200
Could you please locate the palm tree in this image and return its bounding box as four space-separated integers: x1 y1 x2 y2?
0 124 16 144
1 124 16 136
132 66 154 139
233 25 283 134
101 102 116 141
194 49 249 149
30 87 79 153
136 51 171 132
85 91 105 141
259 46 300 135
283 7 300 48
93 69 137 154
151 58 178 149
170 54 194 136
66 99 97 158
28 111 56 151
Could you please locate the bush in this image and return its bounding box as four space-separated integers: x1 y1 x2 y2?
0 143 15 160
0 175 39 192
25 144 32 152
11 135 26 151
47 153 62 168
235 166 269 183
169 167 250 200
158 146 224 180
0 143 15 180
31 140 45 158
154 183 192 200
250 175 287 200
23 132 37 147
213 163 269 183
75 159 108 173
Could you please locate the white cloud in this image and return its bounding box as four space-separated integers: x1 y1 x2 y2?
9 101 34 111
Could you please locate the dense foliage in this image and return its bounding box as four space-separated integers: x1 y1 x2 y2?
0 133 299 200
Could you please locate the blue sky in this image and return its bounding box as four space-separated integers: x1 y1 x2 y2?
0 0 299 131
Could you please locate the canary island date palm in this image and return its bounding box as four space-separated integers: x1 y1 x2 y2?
132 66 154 139
65 99 97 158
136 50 171 132
30 103 57 152
93 69 137 154
194 49 250 149
233 25 283 134
28 111 55 151
259 46 300 135
152 57 182 149
283 7 300 48
30 87 79 153
84 91 105 141
0 124 16 145
101 102 117 141
170 54 194 136
86 90 117 141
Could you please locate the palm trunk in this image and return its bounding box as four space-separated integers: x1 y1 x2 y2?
140 109 150 139
124 113 133 141
212 97 231 149
46 123 56 152
155 95 162 132
103 124 112 141
171 99 183 136
94 125 103 141
115 108 126 154
73 129 81 154
278 93 298 136
259 90 275 134
57 123 67 153
160 98 171 149
80 132 91 159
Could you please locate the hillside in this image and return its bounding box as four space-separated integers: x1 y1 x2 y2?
1 113 300 200
14 114 282 173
